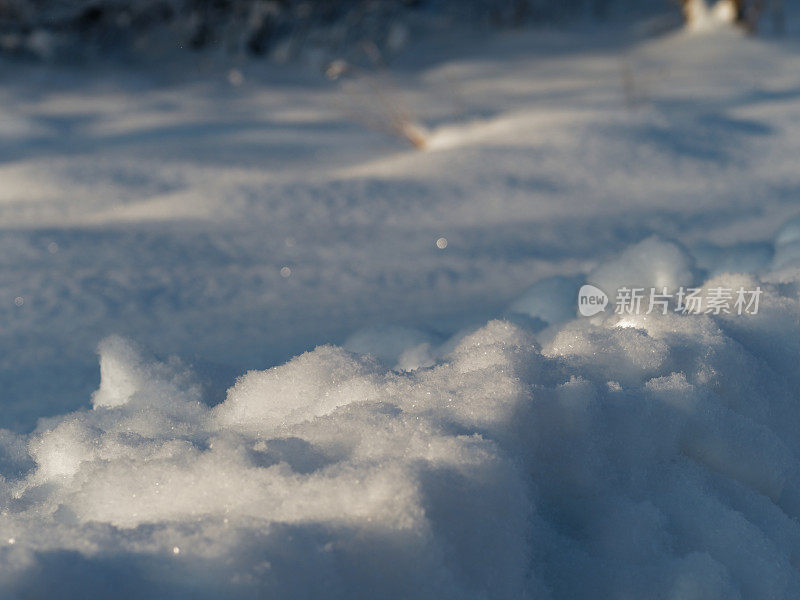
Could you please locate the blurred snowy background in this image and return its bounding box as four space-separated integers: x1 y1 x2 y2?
0 0 699 429
2 1 800 598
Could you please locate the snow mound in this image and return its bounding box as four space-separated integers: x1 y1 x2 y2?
589 236 697 295
3 237 800 598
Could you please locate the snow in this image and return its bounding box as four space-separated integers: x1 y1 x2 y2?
589 237 697 294
2 9 800 599
683 0 738 32
5 276 800 598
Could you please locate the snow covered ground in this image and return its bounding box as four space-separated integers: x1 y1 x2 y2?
3 9 800 598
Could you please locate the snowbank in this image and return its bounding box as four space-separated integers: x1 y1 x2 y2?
3 224 800 599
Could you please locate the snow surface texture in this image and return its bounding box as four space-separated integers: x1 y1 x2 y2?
3 10 800 600
4 236 800 599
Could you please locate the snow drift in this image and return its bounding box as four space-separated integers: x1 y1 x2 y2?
2 230 800 599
